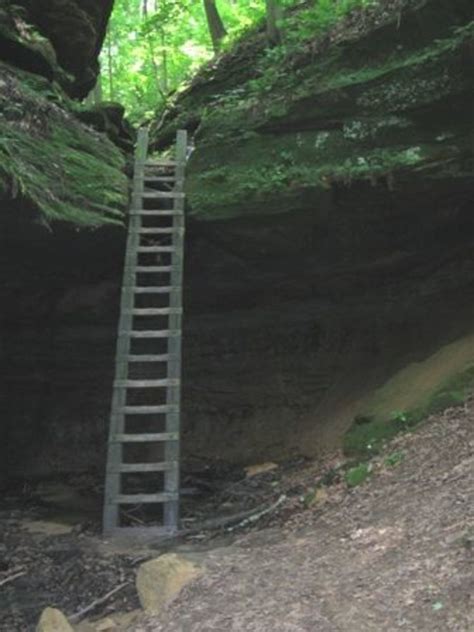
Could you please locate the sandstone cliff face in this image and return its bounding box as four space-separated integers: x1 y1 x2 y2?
1 0 473 477
148 0 474 463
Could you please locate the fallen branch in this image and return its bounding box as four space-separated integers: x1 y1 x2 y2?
181 494 287 536
0 571 26 588
227 494 286 532
69 582 129 623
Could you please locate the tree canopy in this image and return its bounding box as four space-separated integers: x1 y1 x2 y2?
100 0 377 121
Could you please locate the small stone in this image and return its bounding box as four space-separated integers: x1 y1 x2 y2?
136 553 201 614
95 618 117 631
306 487 328 507
22 520 74 536
36 607 74 632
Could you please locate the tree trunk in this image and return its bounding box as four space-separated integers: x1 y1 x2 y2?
160 30 169 95
203 0 227 54
106 31 115 99
265 0 283 45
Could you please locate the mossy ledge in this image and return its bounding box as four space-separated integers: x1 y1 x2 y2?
152 0 473 221
0 62 128 227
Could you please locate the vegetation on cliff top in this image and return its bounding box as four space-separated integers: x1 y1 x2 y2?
102 0 382 121
178 1 473 220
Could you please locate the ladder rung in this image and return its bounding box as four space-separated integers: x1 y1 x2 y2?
142 177 176 183
135 228 183 234
112 462 178 473
125 286 180 294
133 266 174 273
125 308 182 315
145 160 177 167
129 210 183 216
127 354 171 362
114 379 180 388
121 405 178 414
116 492 178 504
142 192 185 199
112 432 179 442
121 330 181 338
137 246 175 253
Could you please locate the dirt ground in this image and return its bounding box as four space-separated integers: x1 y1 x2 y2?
134 401 474 632
1 400 473 631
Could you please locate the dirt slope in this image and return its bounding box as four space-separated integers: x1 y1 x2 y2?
136 401 474 632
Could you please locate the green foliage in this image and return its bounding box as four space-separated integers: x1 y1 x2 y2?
101 0 388 121
345 462 371 487
102 0 268 121
284 0 376 41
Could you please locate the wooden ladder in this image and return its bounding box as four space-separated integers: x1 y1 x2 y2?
103 128 187 536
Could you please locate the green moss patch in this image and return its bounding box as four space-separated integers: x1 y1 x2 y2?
345 462 372 487
185 18 472 220
344 335 474 457
0 63 128 227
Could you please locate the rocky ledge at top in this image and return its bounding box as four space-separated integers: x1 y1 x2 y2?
152 0 473 222
0 0 113 98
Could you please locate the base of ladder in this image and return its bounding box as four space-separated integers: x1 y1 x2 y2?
103 525 178 540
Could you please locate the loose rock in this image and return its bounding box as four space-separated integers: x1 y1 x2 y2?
36 607 74 632
136 554 201 614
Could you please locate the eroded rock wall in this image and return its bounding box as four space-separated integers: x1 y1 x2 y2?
1 0 473 477
1 173 473 477
0 0 114 97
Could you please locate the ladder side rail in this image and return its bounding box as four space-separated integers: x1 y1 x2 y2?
103 128 149 534
164 129 187 531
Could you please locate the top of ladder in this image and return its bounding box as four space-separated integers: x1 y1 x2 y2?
135 128 189 169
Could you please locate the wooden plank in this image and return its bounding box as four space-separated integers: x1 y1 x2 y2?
114 379 180 388
112 432 179 442
164 129 187 531
113 462 178 473
103 127 149 535
127 354 171 363
137 246 175 253
121 330 181 338
125 286 180 294
145 159 177 167
135 228 184 234
132 228 175 234
129 210 183 216
125 308 182 315
116 492 179 504
142 177 176 183
131 266 174 273
121 405 178 414
142 191 185 199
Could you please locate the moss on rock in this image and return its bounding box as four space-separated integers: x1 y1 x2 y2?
0 62 128 227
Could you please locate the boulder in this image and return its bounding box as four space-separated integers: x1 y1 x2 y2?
36 608 74 632
136 554 201 614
